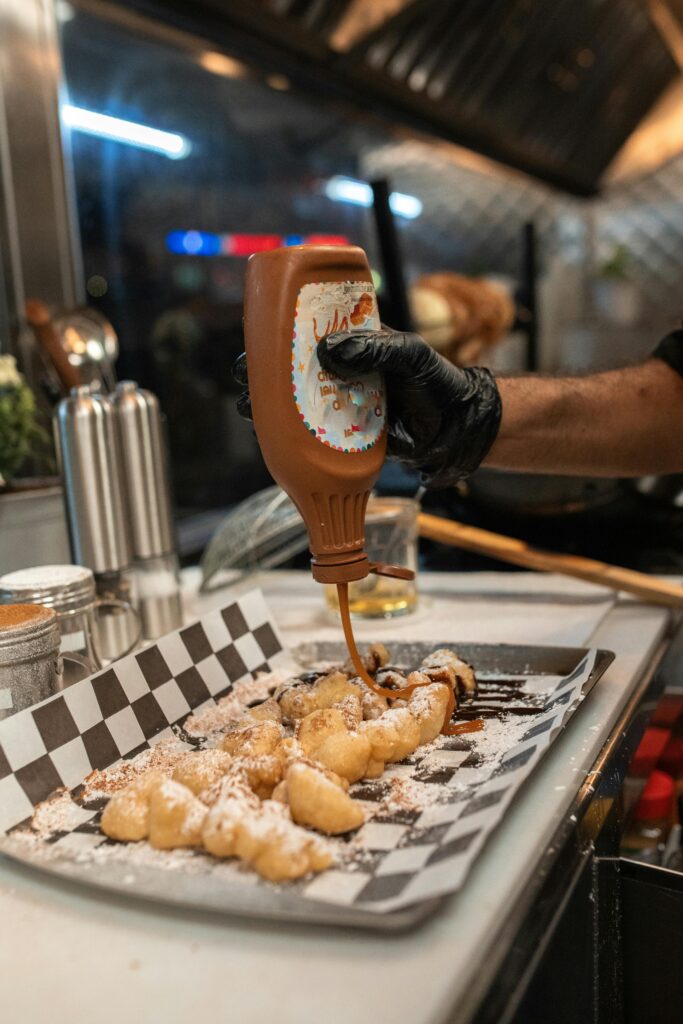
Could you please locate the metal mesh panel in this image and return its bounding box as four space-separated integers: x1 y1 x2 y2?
596 153 683 322
361 137 577 281
360 136 683 368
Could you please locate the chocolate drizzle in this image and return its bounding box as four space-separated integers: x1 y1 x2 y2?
456 677 544 722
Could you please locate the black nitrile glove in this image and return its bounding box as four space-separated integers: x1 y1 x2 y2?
233 351 251 419
318 329 502 487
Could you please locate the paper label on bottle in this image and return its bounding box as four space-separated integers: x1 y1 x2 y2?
291 281 386 453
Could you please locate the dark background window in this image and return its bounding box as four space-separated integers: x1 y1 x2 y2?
60 9 399 518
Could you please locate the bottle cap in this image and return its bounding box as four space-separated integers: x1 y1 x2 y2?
633 769 674 821
659 736 683 779
631 726 670 776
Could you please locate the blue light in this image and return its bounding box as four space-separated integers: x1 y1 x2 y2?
166 231 221 256
62 105 191 159
388 192 423 219
284 234 304 246
324 176 422 219
325 177 373 207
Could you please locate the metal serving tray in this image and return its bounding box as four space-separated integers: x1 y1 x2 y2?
0 641 613 932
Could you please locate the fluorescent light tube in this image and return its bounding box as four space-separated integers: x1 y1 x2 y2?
324 176 422 218
62 105 191 159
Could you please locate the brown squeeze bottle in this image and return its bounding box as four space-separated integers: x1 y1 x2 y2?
244 245 389 586
244 244 465 733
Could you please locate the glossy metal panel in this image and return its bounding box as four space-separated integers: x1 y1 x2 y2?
112 382 175 560
0 0 83 360
54 386 131 572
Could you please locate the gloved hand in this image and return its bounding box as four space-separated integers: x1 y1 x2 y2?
233 352 251 419
318 329 502 487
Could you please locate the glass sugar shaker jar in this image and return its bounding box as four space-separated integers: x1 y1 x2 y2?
0 604 63 719
0 564 139 684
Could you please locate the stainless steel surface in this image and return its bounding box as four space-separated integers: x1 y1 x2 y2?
141 0 675 194
0 839 439 932
0 563 139 673
93 568 140 662
0 640 612 930
112 381 175 561
91 607 138 665
135 554 183 639
138 591 183 641
295 640 615 679
459 635 670 1024
54 386 131 573
0 0 83 362
0 605 62 718
0 563 100 677
0 563 96 614
0 486 70 571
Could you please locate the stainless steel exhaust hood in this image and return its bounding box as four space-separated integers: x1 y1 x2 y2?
122 0 680 195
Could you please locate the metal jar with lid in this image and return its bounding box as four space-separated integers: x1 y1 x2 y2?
0 564 140 683
0 604 63 719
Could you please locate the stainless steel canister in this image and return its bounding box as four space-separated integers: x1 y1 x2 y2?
54 386 131 574
0 564 139 682
0 604 63 719
111 382 174 560
112 381 182 639
54 387 140 658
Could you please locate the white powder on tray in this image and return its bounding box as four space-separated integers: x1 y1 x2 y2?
420 715 533 793
377 777 442 816
81 738 190 800
15 658 559 885
30 788 89 836
184 669 292 737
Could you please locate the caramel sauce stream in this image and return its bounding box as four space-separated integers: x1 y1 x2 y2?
336 583 482 736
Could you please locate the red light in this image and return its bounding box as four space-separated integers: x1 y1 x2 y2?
210 232 351 256
305 235 349 246
225 234 282 256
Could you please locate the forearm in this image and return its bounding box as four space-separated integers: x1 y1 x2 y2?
485 359 683 476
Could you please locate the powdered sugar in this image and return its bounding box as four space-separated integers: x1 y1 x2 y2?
184 669 291 737
13 644 579 901
378 776 444 816
81 739 190 800
30 788 90 836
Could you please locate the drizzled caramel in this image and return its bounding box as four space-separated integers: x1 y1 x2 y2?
337 582 476 736
445 719 485 735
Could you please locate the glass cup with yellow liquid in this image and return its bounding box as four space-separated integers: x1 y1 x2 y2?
325 496 419 619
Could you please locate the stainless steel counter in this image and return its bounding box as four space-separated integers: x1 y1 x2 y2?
0 571 671 1024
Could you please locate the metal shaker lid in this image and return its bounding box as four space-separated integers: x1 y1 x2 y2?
112 381 175 560
54 387 132 573
0 564 96 614
0 604 61 666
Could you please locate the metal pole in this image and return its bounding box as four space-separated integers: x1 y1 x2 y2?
520 221 538 371
370 177 413 332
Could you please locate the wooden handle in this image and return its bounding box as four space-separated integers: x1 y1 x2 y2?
418 511 683 610
25 299 81 392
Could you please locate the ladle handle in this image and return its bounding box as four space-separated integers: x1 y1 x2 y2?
25 298 81 392
369 562 415 581
418 512 683 609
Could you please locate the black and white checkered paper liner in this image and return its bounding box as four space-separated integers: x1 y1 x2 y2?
0 587 597 915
